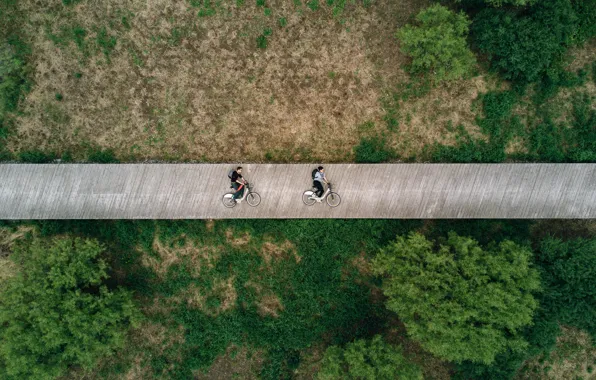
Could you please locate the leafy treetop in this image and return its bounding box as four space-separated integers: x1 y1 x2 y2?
317 335 423 380
372 232 541 364
0 237 139 379
397 4 476 83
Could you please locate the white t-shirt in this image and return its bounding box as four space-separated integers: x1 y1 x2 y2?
314 171 326 183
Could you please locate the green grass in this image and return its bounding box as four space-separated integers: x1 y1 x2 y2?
19 218 553 380
354 136 394 163
257 28 272 49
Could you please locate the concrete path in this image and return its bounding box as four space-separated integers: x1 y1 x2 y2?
0 164 594 219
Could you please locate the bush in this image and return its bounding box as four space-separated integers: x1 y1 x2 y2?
397 5 476 83
536 237 596 337
18 149 56 163
572 0 596 43
528 92 596 162
87 147 119 163
473 0 578 83
373 232 540 364
354 137 393 163
0 237 140 379
317 335 423 380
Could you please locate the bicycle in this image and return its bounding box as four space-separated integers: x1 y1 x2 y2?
302 183 341 207
222 182 261 208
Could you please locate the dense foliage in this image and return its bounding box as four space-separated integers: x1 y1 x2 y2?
317 335 422 380
397 5 476 83
536 237 596 337
472 0 591 83
0 0 29 159
373 232 541 364
0 237 139 379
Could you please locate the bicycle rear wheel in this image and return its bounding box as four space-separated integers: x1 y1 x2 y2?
302 190 316 206
326 192 341 207
222 193 236 208
247 192 261 207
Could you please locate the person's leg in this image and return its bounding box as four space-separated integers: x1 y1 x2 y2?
232 183 239 200
314 181 324 197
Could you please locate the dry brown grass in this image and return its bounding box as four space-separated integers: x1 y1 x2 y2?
259 238 300 266
195 345 264 380
8 0 482 162
141 233 221 278
0 226 34 283
384 75 500 157
519 326 596 380
183 276 238 316
225 228 252 247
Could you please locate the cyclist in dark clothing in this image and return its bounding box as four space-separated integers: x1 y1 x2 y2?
231 167 246 200
313 166 327 198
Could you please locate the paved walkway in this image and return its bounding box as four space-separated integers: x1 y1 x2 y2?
0 164 594 219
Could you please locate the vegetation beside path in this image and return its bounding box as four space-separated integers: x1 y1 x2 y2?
0 0 594 163
1 219 595 379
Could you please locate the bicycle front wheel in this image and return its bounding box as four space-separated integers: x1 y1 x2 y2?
326 192 341 207
222 193 236 208
302 190 316 206
246 192 261 207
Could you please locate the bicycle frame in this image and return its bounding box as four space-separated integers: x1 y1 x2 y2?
234 183 251 203
309 187 331 202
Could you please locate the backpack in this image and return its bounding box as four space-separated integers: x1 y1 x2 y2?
311 168 318 180
228 170 235 180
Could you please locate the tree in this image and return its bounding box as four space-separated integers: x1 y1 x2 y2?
317 335 422 380
535 237 596 337
397 5 476 83
0 237 139 379
483 0 538 6
372 232 540 364
472 0 578 83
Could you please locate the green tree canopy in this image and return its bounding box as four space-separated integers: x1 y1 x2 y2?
472 0 578 83
0 237 139 379
536 237 596 337
483 0 538 6
397 4 476 83
317 335 422 380
372 232 540 364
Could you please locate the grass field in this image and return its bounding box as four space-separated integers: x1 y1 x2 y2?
2 0 523 162
2 0 594 162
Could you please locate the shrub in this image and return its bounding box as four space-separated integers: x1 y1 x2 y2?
572 0 596 43
373 232 540 364
536 237 596 337
354 136 393 163
0 42 26 116
317 335 423 380
0 237 139 379
19 149 56 163
483 0 538 6
472 0 578 83
87 147 119 163
397 5 476 83
528 92 596 162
